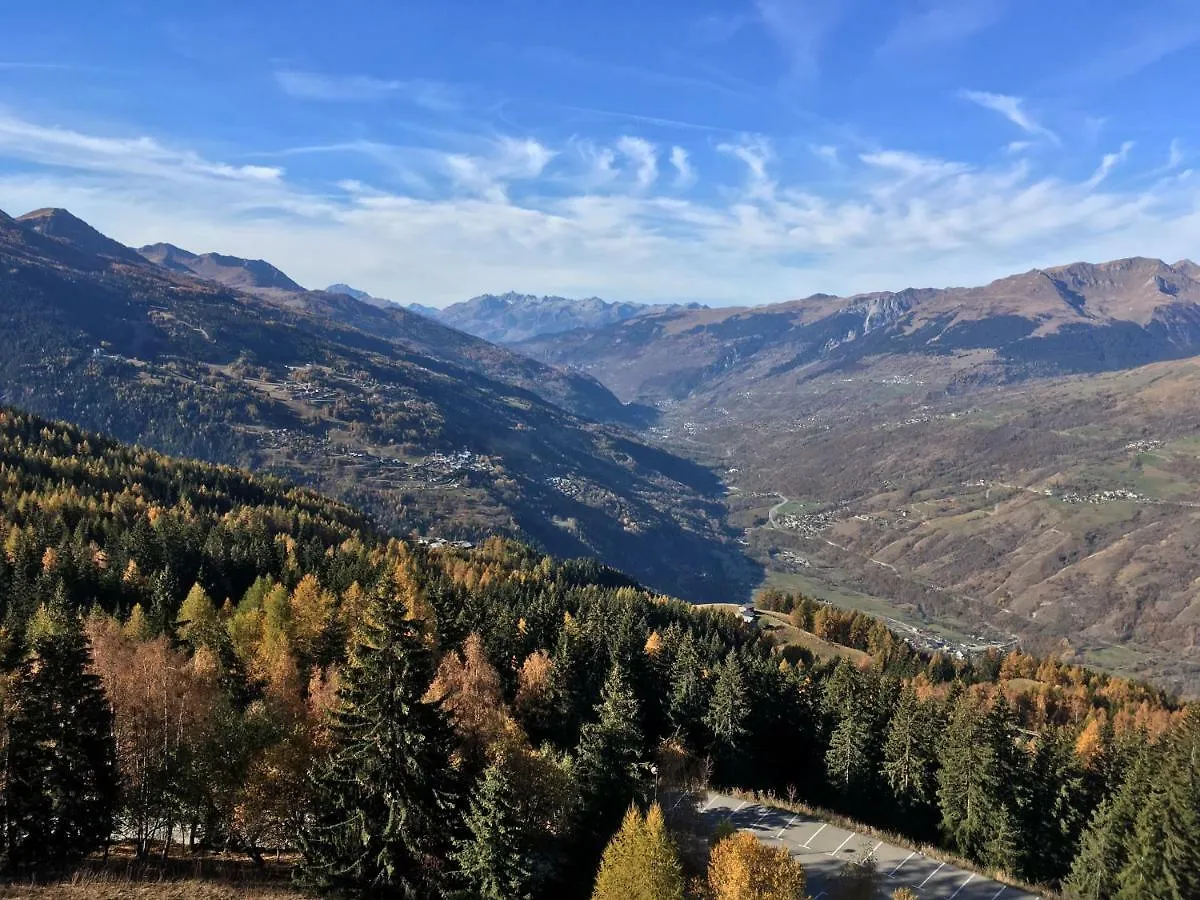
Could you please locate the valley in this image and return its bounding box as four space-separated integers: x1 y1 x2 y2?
518 267 1200 693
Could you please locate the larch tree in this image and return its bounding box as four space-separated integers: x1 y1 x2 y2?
707 831 807 900
592 803 684 900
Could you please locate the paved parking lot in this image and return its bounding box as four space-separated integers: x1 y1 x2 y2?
701 792 1042 900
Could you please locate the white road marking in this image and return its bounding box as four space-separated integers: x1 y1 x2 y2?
700 796 714 812
733 800 747 813
989 888 1007 900
776 814 799 838
828 833 856 856
889 851 916 877
918 862 946 888
800 823 827 848
950 874 976 898
868 840 883 858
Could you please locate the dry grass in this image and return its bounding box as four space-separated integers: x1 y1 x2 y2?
0 884 310 900
0 845 311 900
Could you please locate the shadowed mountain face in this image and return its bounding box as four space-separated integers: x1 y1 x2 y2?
516 257 1200 401
0 206 755 602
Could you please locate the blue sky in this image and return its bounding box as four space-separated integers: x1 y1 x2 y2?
1 0 1198 306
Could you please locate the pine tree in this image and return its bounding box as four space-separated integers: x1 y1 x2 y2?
298 582 462 898
576 663 644 856
936 693 1021 869
881 684 939 831
705 653 749 781
592 804 684 900
453 762 533 900
1019 728 1087 884
667 632 709 747
1113 711 1200 900
0 609 118 874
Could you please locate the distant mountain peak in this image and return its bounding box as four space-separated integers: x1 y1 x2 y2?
139 243 304 294
16 207 144 264
324 283 397 310
426 291 707 344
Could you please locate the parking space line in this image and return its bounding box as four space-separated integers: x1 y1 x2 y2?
918 862 946 888
800 823 827 848
949 874 976 898
988 888 1007 900
827 834 855 856
776 814 799 838
888 851 915 877
867 840 882 858
734 800 747 813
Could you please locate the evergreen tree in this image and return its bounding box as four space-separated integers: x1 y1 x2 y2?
0 609 118 874
298 583 462 898
937 693 1021 871
705 653 749 781
453 762 534 900
575 663 644 857
667 632 708 747
1114 712 1200 900
881 684 939 832
1020 728 1087 884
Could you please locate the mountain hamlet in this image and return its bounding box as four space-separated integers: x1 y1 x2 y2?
4 203 1200 899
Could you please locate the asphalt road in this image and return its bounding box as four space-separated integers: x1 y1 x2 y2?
701 792 1042 900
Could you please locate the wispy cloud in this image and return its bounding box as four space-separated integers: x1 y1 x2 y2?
1086 141 1135 188
1055 18 1200 89
443 137 555 199
690 13 749 45
754 0 845 80
1168 139 1185 169
860 149 968 181
2 110 1198 308
0 61 75 70
959 90 1058 143
617 136 658 189
274 70 458 111
810 144 840 165
0 113 283 184
878 0 1005 56
719 136 775 197
669 146 695 188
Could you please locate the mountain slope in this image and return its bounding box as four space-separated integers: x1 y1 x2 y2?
131 250 653 429
517 257 1200 401
0 206 751 602
518 257 1200 690
138 242 306 295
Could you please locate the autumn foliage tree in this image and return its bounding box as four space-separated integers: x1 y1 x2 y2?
706 831 807 900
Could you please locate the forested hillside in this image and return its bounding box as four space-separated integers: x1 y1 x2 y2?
0 207 744 603
0 408 1197 898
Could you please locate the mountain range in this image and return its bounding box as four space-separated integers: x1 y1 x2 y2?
323 284 707 344
516 256 1200 400
0 206 748 602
